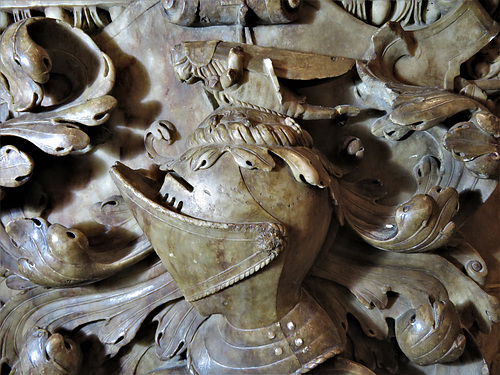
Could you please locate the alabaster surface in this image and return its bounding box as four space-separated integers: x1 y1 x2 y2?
0 1 499 374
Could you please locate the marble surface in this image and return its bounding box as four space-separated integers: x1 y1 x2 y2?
0 1 499 374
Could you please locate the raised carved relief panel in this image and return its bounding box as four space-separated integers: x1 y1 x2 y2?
0 1 499 374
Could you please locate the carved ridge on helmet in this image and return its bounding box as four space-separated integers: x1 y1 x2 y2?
173 107 342 190
186 109 314 148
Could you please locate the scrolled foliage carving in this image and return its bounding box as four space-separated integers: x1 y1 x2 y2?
0 17 116 198
0 1 499 375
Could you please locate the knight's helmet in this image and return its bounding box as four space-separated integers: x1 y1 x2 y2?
111 107 343 374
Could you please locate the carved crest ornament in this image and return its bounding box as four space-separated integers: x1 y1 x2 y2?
0 0 499 374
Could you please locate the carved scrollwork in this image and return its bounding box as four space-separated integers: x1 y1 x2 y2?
15 327 83 375
0 145 33 195
0 3 127 32
3 194 152 287
335 184 459 252
0 0 498 374
0 259 182 373
0 17 116 198
335 0 458 28
162 0 303 26
309 229 499 368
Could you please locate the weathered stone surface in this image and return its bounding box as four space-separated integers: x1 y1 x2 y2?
0 1 499 374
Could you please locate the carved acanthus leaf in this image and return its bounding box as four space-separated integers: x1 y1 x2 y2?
390 93 482 131
308 231 498 368
313 239 499 334
11 328 82 375
370 116 411 140
345 317 399 374
0 95 116 155
312 251 449 311
0 145 33 188
89 195 139 228
5 214 152 287
0 260 182 369
358 62 494 137
306 277 402 373
413 155 443 195
153 299 207 360
0 17 115 112
0 16 116 163
443 121 500 179
336 182 459 252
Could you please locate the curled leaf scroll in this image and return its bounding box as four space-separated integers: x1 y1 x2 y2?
0 17 116 195
0 1 499 374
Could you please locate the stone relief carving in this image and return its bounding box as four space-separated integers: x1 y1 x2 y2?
0 0 499 374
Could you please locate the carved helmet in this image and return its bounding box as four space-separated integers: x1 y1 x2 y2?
112 107 339 329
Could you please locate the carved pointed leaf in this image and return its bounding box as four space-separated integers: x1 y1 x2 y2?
89 195 135 227
444 122 499 162
270 147 331 188
51 96 117 126
0 261 181 367
312 249 450 311
326 241 500 334
306 277 388 341
5 217 152 287
347 318 399 374
5 274 33 291
187 145 225 171
390 94 480 130
443 122 500 178
230 145 276 171
473 111 500 137
339 183 459 252
371 115 411 140
154 299 206 360
0 122 90 155
0 18 115 113
464 154 500 179
12 328 82 375
0 146 33 187
414 156 442 195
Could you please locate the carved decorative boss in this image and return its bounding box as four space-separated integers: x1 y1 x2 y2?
0 0 499 374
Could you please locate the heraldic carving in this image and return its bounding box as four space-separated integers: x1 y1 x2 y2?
0 0 499 374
